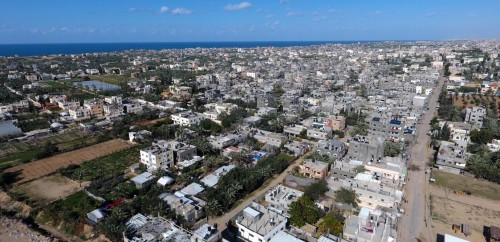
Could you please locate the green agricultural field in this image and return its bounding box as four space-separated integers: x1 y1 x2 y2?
60 144 146 181
92 75 131 85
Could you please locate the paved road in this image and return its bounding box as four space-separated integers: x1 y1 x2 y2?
399 77 444 242
208 150 314 232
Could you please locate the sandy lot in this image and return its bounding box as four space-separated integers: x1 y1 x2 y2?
0 217 51 242
430 196 500 242
12 174 89 203
3 139 134 185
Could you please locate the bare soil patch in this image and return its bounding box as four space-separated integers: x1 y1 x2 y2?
430 196 500 242
3 139 134 185
12 174 89 202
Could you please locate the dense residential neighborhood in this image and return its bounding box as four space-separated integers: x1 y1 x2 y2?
1 40 500 242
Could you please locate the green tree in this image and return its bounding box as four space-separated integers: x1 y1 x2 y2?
359 84 367 98
317 211 345 236
289 196 321 227
353 165 366 174
299 129 308 139
205 200 222 218
470 129 494 144
335 188 358 207
383 141 402 157
304 180 329 200
350 123 368 136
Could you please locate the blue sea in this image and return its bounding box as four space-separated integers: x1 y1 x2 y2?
0 41 372 57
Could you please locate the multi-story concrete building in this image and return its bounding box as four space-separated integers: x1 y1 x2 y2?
235 202 288 242
316 140 347 160
299 159 329 179
83 99 104 119
159 193 205 224
465 106 485 128
264 184 304 215
140 140 197 170
324 115 346 131
346 136 384 163
68 106 91 121
190 224 222 242
343 207 398 242
250 129 286 148
435 141 468 174
171 111 207 126
369 117 405 142
446 122 472 143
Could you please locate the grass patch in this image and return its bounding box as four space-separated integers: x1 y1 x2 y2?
0 149 44 172
37 191 102 235
431 170 500 200
0 149 42 164
92 75 131 85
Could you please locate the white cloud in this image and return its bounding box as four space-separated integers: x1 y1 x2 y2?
160 6 169 14
60 27 68 31
426 12 447 17
280 0 289 4
129 7 136 12
372 11 382 16
224 2 252 11
286 11 302 17
171 8 193 15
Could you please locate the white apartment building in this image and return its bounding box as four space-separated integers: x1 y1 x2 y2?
68 106 91 121
236 202 288 242
140 146 170 170
264 185 304 215
171 111 206 126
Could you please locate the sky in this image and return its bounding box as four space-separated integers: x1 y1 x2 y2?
0 0 499 44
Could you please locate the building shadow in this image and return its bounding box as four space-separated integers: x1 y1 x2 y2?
483 226 491 242
436 233 445 242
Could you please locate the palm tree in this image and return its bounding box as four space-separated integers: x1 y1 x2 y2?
205 200 222 219
256 166 272 178
203 156 217 169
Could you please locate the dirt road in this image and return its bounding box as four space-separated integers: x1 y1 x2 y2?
398 77 444 242
208 150 314 231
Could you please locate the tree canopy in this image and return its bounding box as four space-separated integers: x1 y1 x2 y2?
335 188 358 207
289 196 322 227
304 180 329 200
383 141 402 157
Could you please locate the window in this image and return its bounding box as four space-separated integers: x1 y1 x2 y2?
249 234 254 238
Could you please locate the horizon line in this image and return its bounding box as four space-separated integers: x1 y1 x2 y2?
0 39 449 45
